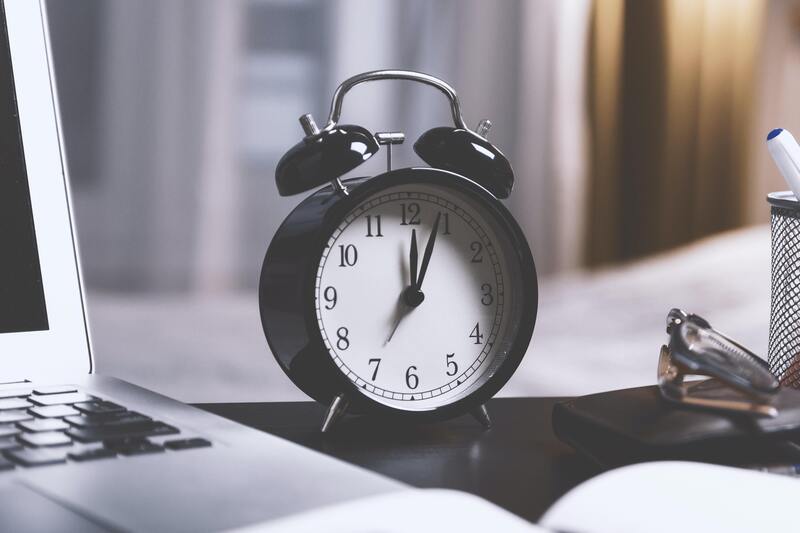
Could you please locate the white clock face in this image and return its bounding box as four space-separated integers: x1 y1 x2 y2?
315 183 521 410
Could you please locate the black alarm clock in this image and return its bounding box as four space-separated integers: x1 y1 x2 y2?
259 70 537 432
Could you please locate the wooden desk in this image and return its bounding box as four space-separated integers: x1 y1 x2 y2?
198 397 599 522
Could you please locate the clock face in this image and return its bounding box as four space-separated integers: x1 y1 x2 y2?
315 182 524 411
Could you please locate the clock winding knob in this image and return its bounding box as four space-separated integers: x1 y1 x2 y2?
475 118 492 138
299 113 320 137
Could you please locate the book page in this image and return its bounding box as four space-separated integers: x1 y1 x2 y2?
229 489 547 533
542 461 800 533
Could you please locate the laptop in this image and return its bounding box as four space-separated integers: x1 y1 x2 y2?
0 1 402 531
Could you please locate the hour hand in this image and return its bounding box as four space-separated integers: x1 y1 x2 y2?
401 225 426 308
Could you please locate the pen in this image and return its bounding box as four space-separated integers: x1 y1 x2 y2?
767 128 800 201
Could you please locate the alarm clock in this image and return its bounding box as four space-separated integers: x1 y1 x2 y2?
259 70 537 432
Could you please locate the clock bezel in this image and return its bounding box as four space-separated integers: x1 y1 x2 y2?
260 166 537 423
310 167 538 420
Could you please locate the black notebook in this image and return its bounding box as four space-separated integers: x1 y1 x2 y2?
552 382 800 468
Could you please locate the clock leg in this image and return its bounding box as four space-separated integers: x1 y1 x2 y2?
470 404 492 429
321 394 349 433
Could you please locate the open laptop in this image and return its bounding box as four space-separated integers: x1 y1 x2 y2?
0 1 402 531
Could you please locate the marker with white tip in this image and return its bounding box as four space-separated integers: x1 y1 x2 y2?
767 128 800 201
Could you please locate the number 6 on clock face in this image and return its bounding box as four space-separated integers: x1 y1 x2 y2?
315 181 529 411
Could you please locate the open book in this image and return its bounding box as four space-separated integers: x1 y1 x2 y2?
232 461 800 533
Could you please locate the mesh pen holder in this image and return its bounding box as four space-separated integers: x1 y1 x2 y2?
768 191 800 387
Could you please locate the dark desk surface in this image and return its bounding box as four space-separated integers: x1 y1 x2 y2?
198 397 599 522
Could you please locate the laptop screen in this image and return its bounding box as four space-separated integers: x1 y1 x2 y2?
0 3 48 335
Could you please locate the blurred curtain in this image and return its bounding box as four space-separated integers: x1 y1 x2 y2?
49 0 784 286
48 0 245 292
50 0 594 292
328 0 591 274
586 0 765 265
515 1 592 273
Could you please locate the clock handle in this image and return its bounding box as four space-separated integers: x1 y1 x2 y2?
323 70 469 132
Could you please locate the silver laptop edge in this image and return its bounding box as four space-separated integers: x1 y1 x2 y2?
38 0 94 374
0 0 91 376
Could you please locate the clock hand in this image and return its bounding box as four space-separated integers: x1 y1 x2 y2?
399 228 425 309
387 230 423 345
384 309 405 345
410 228 418 287
385 293 417 345
415 212 441 291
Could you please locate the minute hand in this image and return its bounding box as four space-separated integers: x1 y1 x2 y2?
415 212 441 291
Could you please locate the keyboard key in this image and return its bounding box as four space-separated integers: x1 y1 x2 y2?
0 424 20 438
103 436 144 450
29 405 79 418
0 436 22 452
164 438 212 451
6 448 68 467
65 412 150 428
19 431 72 448
68 447 116 462
74 401 126 415
32 385 77 395
29 392 93 406
0 398 31 411
17 418 69 433
0 388 32 400
67 422 178 443
104 437 164 456
0 455 14 471
0 410 33 424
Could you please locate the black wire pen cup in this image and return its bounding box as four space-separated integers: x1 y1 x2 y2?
768 191 800 387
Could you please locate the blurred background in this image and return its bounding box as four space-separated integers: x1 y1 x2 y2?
43 0 800 402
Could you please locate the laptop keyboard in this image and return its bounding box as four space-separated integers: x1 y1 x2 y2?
0 385 211 471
